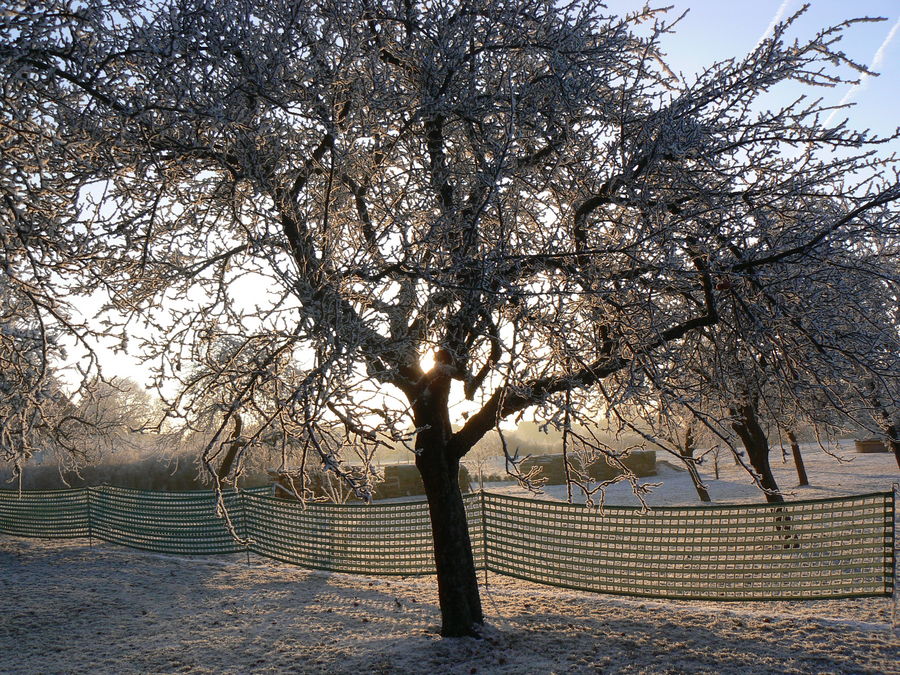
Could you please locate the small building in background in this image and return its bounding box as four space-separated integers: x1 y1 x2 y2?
854 438 888 453
519 450 657 485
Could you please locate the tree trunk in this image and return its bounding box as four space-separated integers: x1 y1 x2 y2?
877 416 900 471
416 446 483 637
411 370 483 637
868 388 900 471
786 430 808 486
887 423 900 471
731 404 783 503
680 423 711 502
216 413 244 481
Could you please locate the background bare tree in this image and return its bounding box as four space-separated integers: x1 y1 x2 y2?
0 276 70 480
625 230 900 503
0 278 137 484
3 0 898 635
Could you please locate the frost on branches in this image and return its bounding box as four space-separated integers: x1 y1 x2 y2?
1 0 898 635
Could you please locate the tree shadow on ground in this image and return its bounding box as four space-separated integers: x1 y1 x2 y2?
0 538 894 675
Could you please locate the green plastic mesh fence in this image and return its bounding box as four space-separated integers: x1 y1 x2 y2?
89 486 247 555
0 488 893 600
483 492 895 600
0 488 89 539
244 492 484 575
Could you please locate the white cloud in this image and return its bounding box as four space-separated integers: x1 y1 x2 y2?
754 0 794 49
869 15 900 70
825 15 900 126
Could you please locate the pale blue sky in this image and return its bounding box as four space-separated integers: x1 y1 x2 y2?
603 0 900 141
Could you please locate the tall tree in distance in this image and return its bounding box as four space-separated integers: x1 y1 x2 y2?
0 278 141 483
0 276 66 478
630 224 900 504
3 0 898 635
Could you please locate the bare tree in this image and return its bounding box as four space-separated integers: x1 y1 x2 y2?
62 376 159 456
0 280 149 483
3 0 899 635
633 219 900 502
659 412 712 503
0 276 69 480
784 429 809 487
0 0 115 479
0 278 129 482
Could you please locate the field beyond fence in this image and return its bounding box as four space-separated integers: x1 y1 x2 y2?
0 487 894 601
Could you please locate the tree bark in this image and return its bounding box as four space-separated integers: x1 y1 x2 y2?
887 423 900 471
411 368 483 637
731 404 783 503
875 410 900 471
680 423 711 502
216 413 244 481
786 430 808 486
416 446 483 637
868 389 900 470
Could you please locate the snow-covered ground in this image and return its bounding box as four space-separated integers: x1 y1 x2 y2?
1 444 897 674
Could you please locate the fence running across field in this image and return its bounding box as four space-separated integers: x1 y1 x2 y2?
0 486 894 601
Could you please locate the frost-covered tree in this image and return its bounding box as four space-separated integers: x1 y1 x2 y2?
3 0 899 635
0 276 66 476
0 0 108 478
626 230 900 502
0 278 139 482
64 377 160 457
173 333 382 495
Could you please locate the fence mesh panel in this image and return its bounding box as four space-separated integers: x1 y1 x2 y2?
0 488 89 538
0 488 893 599
89 486 247 555
483 492 895 600
245 492 484 574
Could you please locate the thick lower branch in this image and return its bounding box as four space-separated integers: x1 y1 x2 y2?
451 305 719 456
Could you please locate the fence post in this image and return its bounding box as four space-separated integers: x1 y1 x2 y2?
240 489 250 566
86 486 93 548
481 490 488 586
892 483 898 635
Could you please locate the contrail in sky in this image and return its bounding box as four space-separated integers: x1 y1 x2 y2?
825 15 900 126
754 0 794 49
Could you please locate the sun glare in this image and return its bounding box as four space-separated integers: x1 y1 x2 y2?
419 349 436 373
